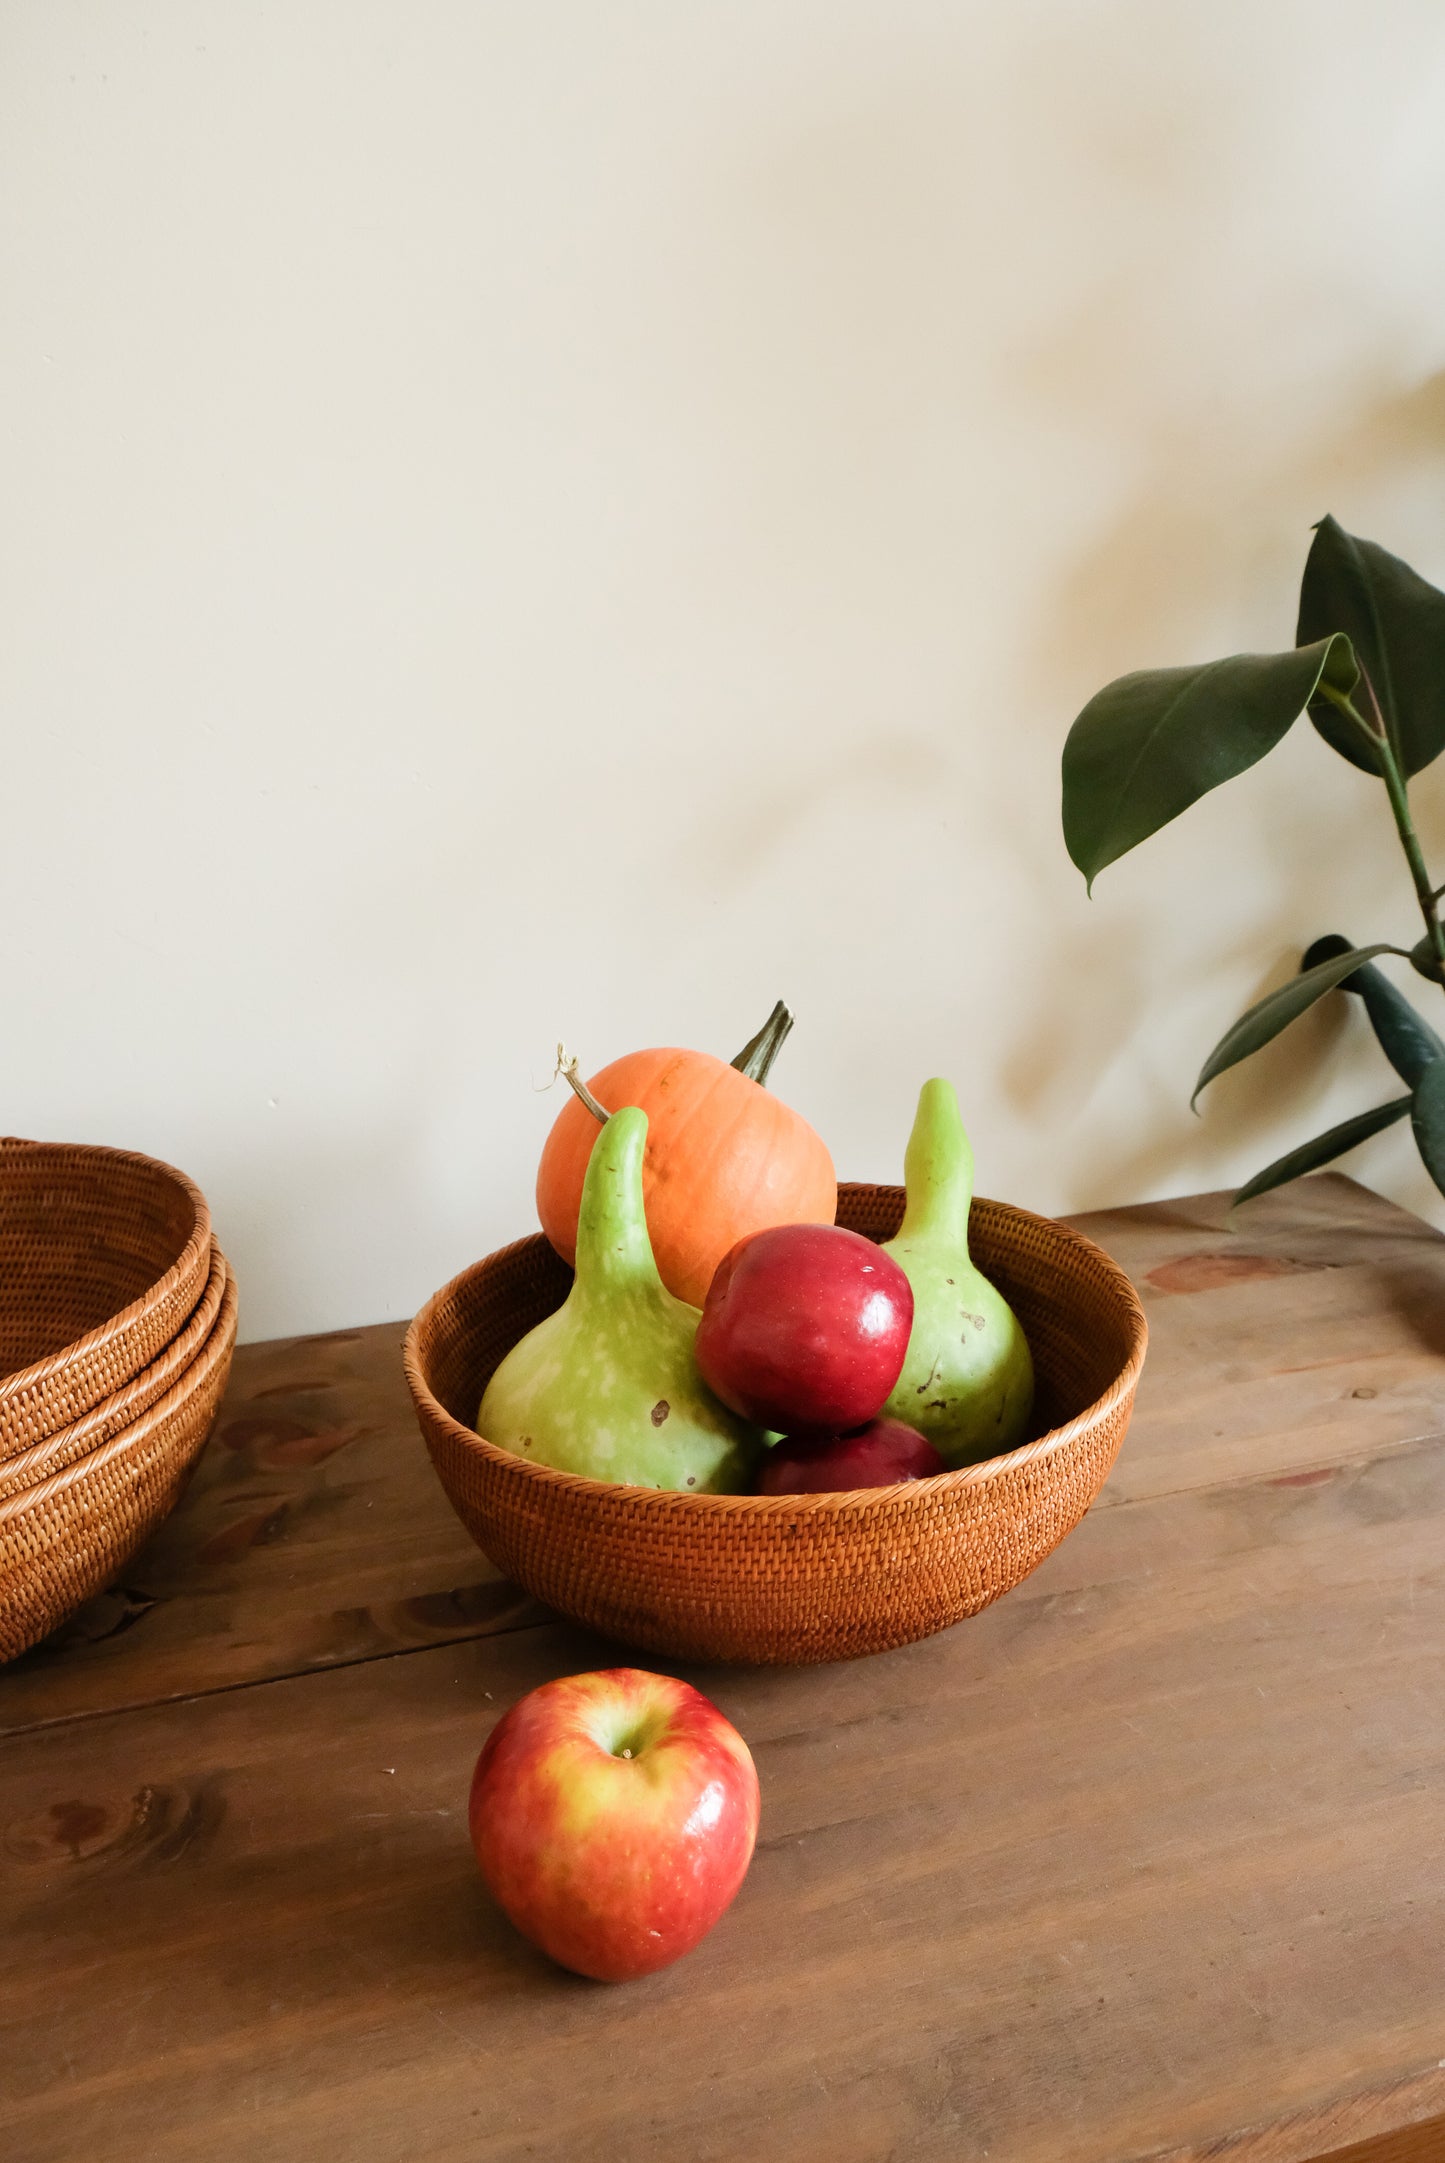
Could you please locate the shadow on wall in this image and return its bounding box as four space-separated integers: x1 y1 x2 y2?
689 731 945 885
1018 369 1445 1202
1054 985 1361 1213
664 27 1445 1209
1030 369 1445 703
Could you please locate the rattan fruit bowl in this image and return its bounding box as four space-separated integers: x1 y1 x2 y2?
0 1254 238 1663
405 1184 1148 1666
0 1239 228 1503
0 1139 213 1457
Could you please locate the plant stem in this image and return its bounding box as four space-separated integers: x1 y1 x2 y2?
1321 685 1445 978
556 1047 611 1125
1379 740 1445 977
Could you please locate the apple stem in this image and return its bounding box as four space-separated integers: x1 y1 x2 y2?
731 999 794 1087
556 1045 611 1125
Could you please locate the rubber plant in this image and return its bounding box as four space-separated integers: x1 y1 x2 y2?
1060 516 1445 1204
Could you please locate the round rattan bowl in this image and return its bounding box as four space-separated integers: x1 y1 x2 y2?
0 1239 227 1504
0 1255 238 1663
405 1185 1148 1666
0 1139 213 1458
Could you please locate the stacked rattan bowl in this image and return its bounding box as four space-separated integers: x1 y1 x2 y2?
406 1183 1148 1666
0 1138 238 1660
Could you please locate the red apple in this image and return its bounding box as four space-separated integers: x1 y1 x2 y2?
468 1667 759 1982
757 1417 946 1494
695 1222 914 1435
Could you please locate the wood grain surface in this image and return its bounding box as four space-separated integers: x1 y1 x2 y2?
2 1172 1444 2163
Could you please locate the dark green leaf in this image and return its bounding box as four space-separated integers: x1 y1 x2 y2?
1299 516 1445 777
1062 636 1357 888
1193 942 1402 1107
1300 934 1445 1086
1233 1095 1412 1207
1411 1059 1445 1197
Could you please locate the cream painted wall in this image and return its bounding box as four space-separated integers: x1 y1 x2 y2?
5 2 1445 1341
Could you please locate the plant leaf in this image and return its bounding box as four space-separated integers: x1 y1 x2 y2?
1300 934 1445 1087
1062 636 1357 888
1233 1095 1412 1207
1298 516 1445 778
1411 1059 1445 1198
1193 943 1402 1107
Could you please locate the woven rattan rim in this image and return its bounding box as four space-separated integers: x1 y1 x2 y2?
0 1240 227 1496
0 1139 212 1406
0 1255 237 1529
403 1196 1148 1514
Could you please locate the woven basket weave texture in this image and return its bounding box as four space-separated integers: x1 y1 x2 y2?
405 1184 1148 1666
0 1239 226 1503
0 1140 212 1456
0 1256 237 1663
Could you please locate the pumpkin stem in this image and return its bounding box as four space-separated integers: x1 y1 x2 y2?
731 999 795 1087
556 1045 611 1125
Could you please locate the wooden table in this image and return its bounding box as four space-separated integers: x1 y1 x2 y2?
4 1172 1445 2163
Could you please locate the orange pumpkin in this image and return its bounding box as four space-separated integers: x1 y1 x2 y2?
536 1010 837 1308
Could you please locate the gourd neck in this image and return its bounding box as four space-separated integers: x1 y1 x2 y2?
571 1105 666 1305
896 1078 974 1251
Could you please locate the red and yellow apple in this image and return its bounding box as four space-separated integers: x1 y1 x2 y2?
468 1668 760 1982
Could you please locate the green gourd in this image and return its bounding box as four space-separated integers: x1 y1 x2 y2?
880 1078 1034 1466
478 1103 760 1491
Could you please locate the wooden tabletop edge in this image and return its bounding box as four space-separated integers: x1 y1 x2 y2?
1126 2062 1445 2163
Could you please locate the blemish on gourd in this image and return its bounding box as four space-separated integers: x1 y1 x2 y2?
650 1400 670 1427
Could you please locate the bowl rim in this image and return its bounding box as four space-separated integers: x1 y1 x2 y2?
0 1139 213 1409
0 1255 238 1529
403 1193 1149 1515
0 1239 227 1497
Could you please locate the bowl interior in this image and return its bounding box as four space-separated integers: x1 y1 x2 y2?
0 1147 199 1375
425 1188 1137 1458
